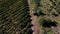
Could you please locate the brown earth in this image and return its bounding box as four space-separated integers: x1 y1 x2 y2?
27 0 40 34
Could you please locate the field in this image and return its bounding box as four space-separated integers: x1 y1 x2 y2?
0 0 32 34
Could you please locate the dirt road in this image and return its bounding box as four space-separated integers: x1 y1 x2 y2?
31 16 40 34
27 0 40 34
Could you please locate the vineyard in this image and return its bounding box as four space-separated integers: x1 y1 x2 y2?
0 0 32 34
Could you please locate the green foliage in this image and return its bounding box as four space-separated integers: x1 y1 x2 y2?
38 17 52 26
41 27 53 34
31 0 60 34
48 31 54 34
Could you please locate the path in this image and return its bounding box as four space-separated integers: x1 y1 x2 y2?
27 0 40 34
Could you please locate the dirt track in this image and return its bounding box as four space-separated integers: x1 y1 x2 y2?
27 0 40 34
31 16 40 34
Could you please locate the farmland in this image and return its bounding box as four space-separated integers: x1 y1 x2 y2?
0 0 32 34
